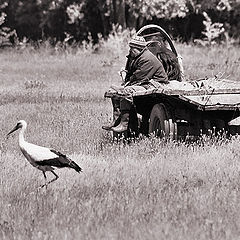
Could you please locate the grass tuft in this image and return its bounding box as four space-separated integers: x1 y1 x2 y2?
0 42 240 239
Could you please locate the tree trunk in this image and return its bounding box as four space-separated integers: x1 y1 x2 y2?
111 0 126 29
97 0 110 38
117 0 126 28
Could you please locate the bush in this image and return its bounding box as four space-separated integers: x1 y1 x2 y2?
0 3 16 47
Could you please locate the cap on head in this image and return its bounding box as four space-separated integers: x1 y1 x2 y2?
129 36 147 49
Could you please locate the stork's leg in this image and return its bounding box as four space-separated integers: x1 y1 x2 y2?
47 171 59 185
40 171 48 188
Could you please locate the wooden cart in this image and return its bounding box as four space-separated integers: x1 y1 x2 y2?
105 25 240 139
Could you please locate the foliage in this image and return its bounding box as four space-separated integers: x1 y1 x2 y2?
126 0 189 19
202 12 225 44
0 2 16 47
0 0 240 44
66 3 84 24
194 12 225 46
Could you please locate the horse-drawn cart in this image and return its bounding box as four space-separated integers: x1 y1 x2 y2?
105 25 240 139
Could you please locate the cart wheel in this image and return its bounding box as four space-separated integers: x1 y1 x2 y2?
169 119 177 139
149 103 177 139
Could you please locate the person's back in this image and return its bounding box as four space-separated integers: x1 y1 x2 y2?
125 47 168 85
147 41 181 81
139 48 168 83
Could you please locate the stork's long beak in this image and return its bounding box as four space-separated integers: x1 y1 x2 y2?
7 124 20 136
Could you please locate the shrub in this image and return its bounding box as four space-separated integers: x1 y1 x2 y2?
0 2 17 48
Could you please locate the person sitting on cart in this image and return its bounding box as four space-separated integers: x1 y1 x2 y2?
102 35 169 133
147 34 182 82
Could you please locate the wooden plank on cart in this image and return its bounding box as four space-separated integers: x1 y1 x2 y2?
179 94 240 110
104 78 240 111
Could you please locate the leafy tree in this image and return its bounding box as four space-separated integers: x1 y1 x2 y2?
0 2 16 47
15 0 42 40
0 0 239 44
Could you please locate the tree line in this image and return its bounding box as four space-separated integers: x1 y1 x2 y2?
0 0 239 46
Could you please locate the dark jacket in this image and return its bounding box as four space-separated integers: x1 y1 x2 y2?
125 48 168 85
148 42 181 81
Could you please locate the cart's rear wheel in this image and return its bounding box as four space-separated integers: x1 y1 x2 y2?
149 103 177 139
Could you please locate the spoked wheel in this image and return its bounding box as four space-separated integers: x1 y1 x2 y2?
149 103 177 140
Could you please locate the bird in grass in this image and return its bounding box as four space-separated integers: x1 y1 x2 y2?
7 120 82 188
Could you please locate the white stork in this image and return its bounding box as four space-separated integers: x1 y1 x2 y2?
7 120 82 188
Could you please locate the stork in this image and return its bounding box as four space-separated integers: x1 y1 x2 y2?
7 120 82 188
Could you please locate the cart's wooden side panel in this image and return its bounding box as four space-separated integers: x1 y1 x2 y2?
105 78 240 138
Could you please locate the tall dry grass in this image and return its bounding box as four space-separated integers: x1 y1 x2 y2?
0 41 240 239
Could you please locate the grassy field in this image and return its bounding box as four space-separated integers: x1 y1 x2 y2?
0 41 240 240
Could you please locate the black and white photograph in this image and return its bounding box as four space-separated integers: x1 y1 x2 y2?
1 0 240 239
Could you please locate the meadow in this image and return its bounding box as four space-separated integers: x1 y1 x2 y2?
0 40 240 239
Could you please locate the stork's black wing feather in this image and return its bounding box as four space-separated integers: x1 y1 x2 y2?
36 158 69 168
36 149 82 172
50 149 66 158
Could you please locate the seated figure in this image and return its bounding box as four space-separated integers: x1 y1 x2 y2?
147 38 182 82
102 35 169 133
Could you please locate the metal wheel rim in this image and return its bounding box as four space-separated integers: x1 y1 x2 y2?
152 117 162 136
